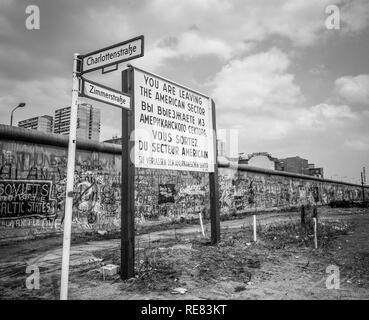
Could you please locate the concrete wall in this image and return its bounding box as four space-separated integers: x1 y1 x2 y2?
217 163 367 214
1 125 368 242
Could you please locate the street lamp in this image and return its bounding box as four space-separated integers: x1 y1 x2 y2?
10 102 26 126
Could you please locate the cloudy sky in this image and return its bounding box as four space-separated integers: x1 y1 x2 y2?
0 0 368 182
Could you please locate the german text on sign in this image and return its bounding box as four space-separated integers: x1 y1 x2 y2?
80 78 131 109
133 67 215 173
80 36 144 74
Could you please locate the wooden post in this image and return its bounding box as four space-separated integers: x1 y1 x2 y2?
253 214 257 242
313 217 318 249
121 67 135 280
210 100 220 245
199 211 205 237
313 206 318 223
361 171 365 204
301 205 306 228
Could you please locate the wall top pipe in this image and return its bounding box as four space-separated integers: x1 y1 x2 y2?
0 124 121 155
217 157 368 189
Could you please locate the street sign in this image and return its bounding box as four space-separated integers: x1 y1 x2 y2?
132 67 215 173
80 35 144 74
80 77 131 109
61 36 144 299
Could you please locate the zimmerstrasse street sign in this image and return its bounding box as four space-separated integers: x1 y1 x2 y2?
80 77 131 109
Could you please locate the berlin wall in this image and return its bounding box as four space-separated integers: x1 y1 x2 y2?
0 124 368 242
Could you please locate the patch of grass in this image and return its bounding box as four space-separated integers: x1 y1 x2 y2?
260 220 353 249
119 249 182 293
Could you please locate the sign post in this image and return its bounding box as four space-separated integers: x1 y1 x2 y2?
60 36 144 297
60 53 80 300
121 67 135 279
210 100 220 244
122 66 220 265
361 169 366 203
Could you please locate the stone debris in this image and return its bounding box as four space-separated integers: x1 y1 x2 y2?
100 264 120 278
171 287 187 295
171 244 193 251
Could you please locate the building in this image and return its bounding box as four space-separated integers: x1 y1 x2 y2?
217 139 226 157
104 136 122 145
238 152 324 178
54 103 101 141
278 156 309 175
18 115 53 133
308 167 324 178
239 152 281 170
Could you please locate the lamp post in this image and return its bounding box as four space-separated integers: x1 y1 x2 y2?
361 169 366 203
10 102 26 126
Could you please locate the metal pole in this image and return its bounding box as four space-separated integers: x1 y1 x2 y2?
10 103 26 126
313 217 318 249
363 167 366 184
60 53 80 300
10 110 14 126
364 168 367 203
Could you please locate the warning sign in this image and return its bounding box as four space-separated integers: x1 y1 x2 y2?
133 68 215 172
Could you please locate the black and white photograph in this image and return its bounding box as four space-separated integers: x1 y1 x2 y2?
0 0 368 310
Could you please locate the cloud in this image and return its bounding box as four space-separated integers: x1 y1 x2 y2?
335 74 369 105
209 47 367 169
211 48 303 117
148 0 331 46
297 103 359 130
0 0 368 179
146 0 369 47
344 139 369 151
341 0 369 32
309 64 327 76
138 30 253 72
0 77 70 124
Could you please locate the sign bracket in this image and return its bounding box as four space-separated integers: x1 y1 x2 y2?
102 64 119 74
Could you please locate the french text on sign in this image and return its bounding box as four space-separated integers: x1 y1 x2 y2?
80 36 144 74
80 78 131 110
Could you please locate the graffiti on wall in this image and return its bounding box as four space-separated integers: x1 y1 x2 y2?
0 180 56 218
0 146 121 232
135 168 208 221
1 140 368 240
217 167 366 214
158 184 176 204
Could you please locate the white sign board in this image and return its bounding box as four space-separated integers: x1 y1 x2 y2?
133 68 215 173
81 36 144 74
80 78 130 109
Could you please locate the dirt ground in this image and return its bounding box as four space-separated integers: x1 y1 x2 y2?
1 207 369 300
